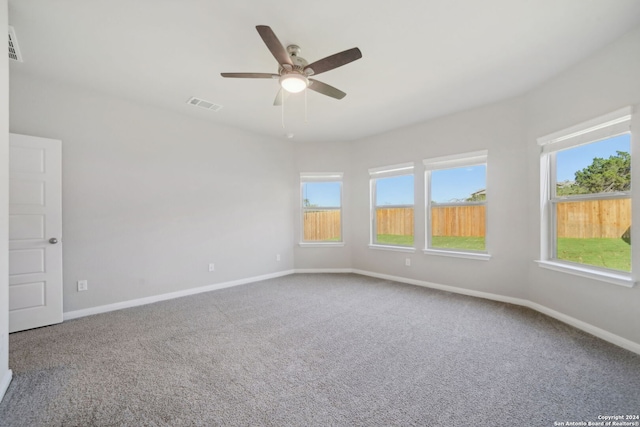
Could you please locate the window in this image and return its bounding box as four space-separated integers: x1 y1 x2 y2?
538 107 633 286
424 151 489 259
300 173 343 245
369 163 415 249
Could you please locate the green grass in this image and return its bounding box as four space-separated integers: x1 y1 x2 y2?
376 234 414 246
375 235 486 251
375 235 630 272
318 234 486 250
557 237 631 272
305 236 341 242
431 236 485 251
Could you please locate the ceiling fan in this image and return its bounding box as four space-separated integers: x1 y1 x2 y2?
221 25 362 105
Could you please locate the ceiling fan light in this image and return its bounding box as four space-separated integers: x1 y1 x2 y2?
280 74 308 93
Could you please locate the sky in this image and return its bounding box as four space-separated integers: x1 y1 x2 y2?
303 182 341 207
303 133 631 206
376 175 414 205
555 133 630 182
430 166 486 203
374 169 486 205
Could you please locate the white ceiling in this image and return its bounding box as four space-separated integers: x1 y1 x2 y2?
8 1 640 143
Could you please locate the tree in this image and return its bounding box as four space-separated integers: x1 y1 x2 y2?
557 151 630 195
556 180 587 196
574 151 630 193
465 192 486 202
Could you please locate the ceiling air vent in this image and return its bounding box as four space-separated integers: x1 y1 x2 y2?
8 26 23 62
186 97 222 112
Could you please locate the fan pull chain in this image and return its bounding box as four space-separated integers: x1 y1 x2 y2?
281 90 285 129
304 87 308 123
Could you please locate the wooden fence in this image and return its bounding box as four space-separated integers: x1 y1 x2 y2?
376 208 415 236
431 205 486 237
556 199 631 238
374 206 484 237
303 199 631 240
303 210 341 241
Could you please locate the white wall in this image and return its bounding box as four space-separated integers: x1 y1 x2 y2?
349 97 529 299
0 0 12 403
9 73 295 313
525 26 640 344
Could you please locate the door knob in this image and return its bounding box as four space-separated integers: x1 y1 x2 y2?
49 238 58 244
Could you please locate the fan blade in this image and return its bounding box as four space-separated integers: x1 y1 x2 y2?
256 25 293 66
308 79 346 100
273 88 290 106
304 47 362 76
221 72 278 79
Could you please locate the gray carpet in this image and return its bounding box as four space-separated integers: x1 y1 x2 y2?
1 273 639 426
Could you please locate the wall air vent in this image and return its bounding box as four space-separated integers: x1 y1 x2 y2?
186 97 222 112
8 26 23 62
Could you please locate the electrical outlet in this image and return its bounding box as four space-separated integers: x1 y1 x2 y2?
77 280 88 291
276 254 281 262
405 258 411 267
208 263 215 272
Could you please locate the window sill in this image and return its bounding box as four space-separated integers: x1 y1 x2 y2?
368 244 416 253
299 242 345 248
423 248 491 261
535 260 635 288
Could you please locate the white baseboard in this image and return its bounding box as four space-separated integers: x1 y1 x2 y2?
0 369 12 403
61 267 640 356
294 268 354 274
526 301 640 355
352 269 527 306
351 269 640 356
63 270 295 321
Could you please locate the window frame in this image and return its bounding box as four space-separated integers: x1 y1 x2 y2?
423 150 490 261
299 172 344 247
368 162 416 252
537 106 634 287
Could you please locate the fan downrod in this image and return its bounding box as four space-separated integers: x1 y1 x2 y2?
284 45 308 70
286 45 301 56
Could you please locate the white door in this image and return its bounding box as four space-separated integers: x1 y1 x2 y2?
9 133 63 333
